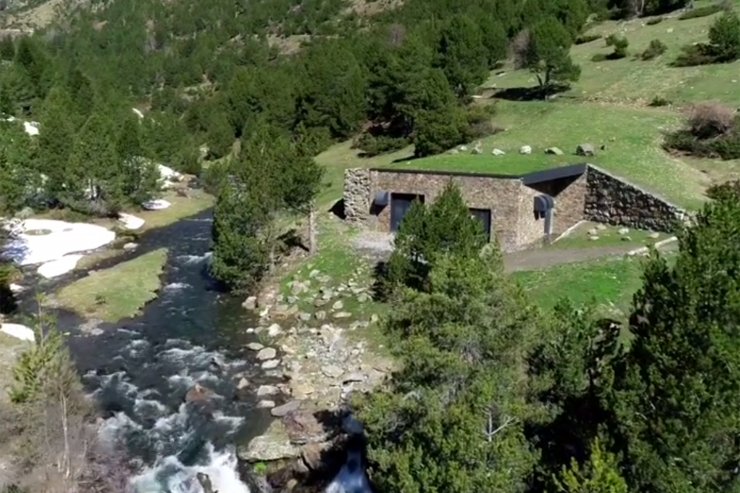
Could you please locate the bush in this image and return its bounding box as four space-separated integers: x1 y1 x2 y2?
687 102 736 139
707 179 740 200
575 33 601 45
354 132 410 157
664 102 740 160
646 16 664 25
649 96 671 106
642 39 668 59
463 105 502 140
605 34 629 59
708 10 740 61
673 42 718 66
678 2 725 20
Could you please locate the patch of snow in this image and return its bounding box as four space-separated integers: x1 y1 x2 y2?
118 213 145 230
37 254 83 278
132 108 144 119
142 199 171 211
2 219 115 266
23 121 39 136
0 323 35 342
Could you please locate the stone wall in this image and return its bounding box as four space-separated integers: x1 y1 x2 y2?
517 185 546 248
584 165 686 233
343 168 371 223
368 169 531 251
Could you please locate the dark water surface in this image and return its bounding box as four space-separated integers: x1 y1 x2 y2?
13 208 276 492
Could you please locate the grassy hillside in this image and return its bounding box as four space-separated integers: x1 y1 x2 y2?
316 2 740 211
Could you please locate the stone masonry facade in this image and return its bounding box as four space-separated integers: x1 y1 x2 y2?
344 168 546 251
584 165 686 233
343 164 687 251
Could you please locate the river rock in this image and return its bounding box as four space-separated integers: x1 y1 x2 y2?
242 296 257 310
290 382 315 399
343 372 366 384
271 400 302 417
267 323 283 337
262 359 280 370
123 242 138 251
331 300 343 310
257 385 280 396
298 312 311 322
333 312 352 319
246 342 264 351
322 364 344 379
196 473 215 493
315 310 326 321
256 347 276 360
239 420 300 462
237 378 250 390
185 384 214 404
257 400 276 409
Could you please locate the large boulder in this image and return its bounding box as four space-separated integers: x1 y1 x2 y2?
239 419 301 462
576 143 595 156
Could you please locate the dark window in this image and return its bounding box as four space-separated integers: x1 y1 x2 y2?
469 208 492 240
390 193 424 232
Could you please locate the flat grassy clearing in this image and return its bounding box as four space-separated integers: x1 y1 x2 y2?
132 188 214 232
550 221 666 249
485 3 740 106
512 255 649 315
55 248 168 322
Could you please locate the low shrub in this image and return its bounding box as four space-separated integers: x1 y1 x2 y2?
463 105 503 140
646 16 664 25
649 96 671 107
605 34 629 59
678 2 725 20
354 132 410 157
672 43 717 66
576 33 602 45
664 102 740 160
641 39 668 60
707 179 740 200
687 101 735 139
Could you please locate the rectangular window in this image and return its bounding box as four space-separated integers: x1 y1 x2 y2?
390 193 424 232
469 208 492 240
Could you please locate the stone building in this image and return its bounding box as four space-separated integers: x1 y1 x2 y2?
343 163 686 252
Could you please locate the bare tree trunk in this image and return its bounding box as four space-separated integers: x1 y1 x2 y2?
308 202 317 255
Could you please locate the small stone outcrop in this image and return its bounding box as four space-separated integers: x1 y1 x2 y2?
576 143 595 156
519 145 532 154
545 147 564 155
343 168 371 224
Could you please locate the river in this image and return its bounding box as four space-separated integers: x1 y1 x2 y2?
13 208 277 492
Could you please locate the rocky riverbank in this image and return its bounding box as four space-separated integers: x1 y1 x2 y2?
235 262 393 487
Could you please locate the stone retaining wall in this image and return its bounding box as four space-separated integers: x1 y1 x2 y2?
584 165 686 233
343 168 371 223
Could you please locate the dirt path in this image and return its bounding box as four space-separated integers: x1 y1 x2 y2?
503 240 678 272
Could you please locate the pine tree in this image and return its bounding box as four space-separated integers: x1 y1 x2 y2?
37 85 76 202
435 14 489 99
606 196 740 493
357 251 538 493
554 437 628 493
412 68 467 157
386 181 486 293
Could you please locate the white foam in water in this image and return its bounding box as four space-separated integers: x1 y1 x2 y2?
176 253 211 264
131 443 249 493
325 450 373 493
164 282 190 291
